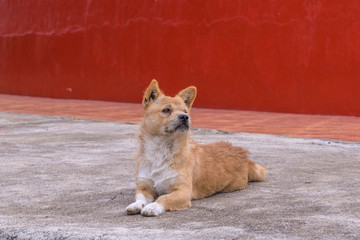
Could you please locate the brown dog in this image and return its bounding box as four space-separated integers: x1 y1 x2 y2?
125 80 266 216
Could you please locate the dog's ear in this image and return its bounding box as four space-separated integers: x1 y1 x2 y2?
177 86 197 109
143 79 164 109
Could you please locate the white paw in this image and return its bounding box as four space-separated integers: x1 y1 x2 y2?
141 202 164 217
125 200 146 215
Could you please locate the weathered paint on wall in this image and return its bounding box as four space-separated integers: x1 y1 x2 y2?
1 0 360 116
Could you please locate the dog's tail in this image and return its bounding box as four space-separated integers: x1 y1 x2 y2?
248 160 266 182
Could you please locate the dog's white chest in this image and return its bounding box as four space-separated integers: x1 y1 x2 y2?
137 137 178 195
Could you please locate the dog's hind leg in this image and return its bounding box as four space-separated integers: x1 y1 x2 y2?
222 173 248 193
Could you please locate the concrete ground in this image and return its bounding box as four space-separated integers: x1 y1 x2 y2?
0 112 359 240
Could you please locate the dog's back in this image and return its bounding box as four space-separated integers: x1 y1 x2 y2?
191 141 266 199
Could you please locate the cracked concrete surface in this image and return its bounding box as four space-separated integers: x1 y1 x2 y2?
0 112 359 240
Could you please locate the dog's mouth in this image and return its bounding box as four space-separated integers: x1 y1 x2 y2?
175 122 189 132
165 122 189 134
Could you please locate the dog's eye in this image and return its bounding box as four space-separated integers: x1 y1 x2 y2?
184 110 188 113
162 108 171 113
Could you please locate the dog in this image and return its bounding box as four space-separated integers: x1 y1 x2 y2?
125 80 266 217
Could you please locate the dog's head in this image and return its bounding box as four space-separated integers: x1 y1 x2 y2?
141 80 197 136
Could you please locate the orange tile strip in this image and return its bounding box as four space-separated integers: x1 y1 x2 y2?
1 94 359 142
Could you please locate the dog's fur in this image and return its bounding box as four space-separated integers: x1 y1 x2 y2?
125 80 266 216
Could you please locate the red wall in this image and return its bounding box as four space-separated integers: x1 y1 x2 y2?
1 0 360 116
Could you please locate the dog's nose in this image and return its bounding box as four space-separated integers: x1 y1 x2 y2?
178 114 189 121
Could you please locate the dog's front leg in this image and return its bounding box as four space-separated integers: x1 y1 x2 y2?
141 188 191 217
125 181 156 215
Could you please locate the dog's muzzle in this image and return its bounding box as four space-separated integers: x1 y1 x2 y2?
178 114 189 123
175 114 190 131
165 114 190 133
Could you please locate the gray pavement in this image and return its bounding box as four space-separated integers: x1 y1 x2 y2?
0 112 359 240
